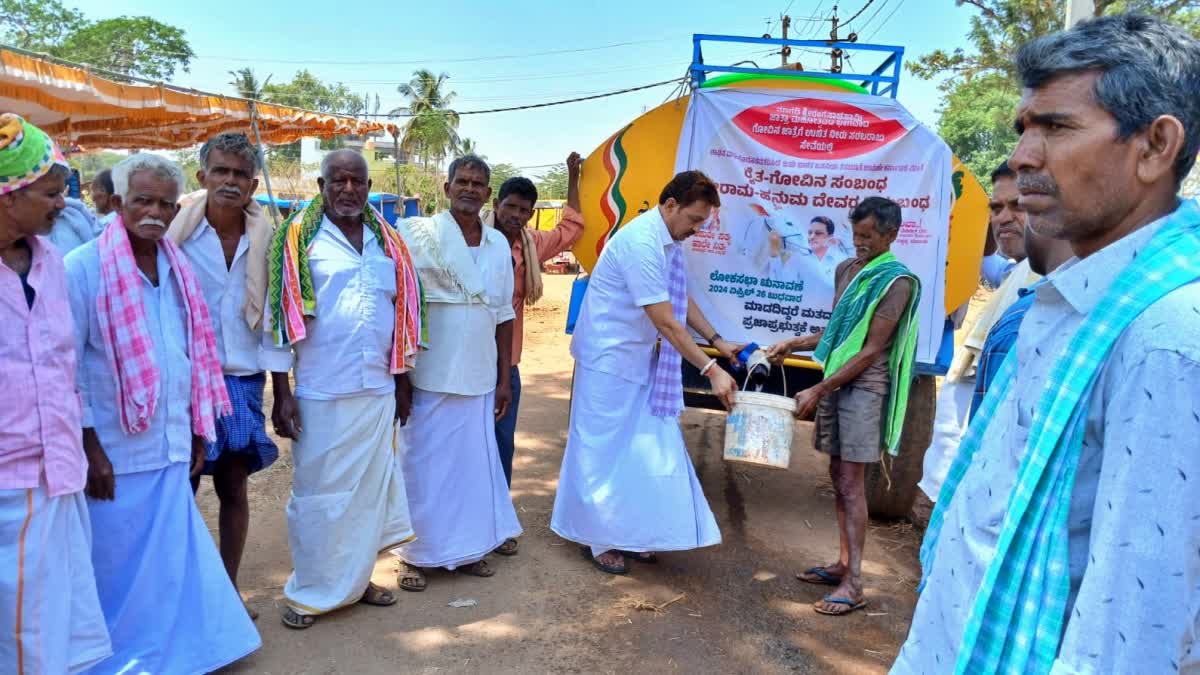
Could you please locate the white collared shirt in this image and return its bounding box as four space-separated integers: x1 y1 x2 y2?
65 240 194 475
178 217 259 376
571 207 675 386
259 216 399 401
894 214 1200 674
407 227 515 395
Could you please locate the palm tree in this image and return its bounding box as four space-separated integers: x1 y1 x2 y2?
229 67 271 101
390 70 460 170
457 137 484 159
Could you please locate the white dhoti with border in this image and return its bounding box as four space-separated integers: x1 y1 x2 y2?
396 388 522 569
551 365 722 552
86 462 260 674
0 486 110 674
284 393 415 615
918 377 975 502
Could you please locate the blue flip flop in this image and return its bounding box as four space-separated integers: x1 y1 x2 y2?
813 595 868 616
797 566 843 586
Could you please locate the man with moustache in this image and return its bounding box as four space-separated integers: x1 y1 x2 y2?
262 150 422 627
64 153 260 673
552 171 738 576
394 154 522 590
0 114 112 674
168 132 278 619
894 14 1200 673
919 161 1041 503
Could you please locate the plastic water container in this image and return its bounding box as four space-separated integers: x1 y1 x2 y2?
565 274 588 335
723 362 795 469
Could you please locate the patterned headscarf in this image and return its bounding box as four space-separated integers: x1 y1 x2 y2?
0 114 68 195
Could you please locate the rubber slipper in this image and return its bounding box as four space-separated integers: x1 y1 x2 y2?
359 582 398 606
457 560 495 578
281 607 316 630
797 566 843 586
496 537 519 556
813 595 868 616
582 546 627 575
619 550 658 564
398 563 427 592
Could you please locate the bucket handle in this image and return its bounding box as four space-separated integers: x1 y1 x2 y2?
739 362 790 398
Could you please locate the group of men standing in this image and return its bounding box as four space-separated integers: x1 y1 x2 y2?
3 11 1197 675
0 113 588 667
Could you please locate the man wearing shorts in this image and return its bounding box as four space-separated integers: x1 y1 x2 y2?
767 196 920 616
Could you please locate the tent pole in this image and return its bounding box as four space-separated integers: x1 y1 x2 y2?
392 129 402 199
248 101 281 226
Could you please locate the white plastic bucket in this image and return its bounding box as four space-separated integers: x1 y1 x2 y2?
723 385 795 470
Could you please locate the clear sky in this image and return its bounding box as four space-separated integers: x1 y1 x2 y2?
70 0 976 174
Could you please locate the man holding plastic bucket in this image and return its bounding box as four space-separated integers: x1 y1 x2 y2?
767 196 920 616
551 170 739 576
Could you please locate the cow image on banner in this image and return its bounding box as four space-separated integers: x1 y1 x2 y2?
675 88 951 363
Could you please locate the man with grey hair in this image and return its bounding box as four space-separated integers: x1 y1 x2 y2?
766 196 920 617
167 132 277 619
263 149 421 628
895 14 1200 674
65 152 261 671
393 154 522 591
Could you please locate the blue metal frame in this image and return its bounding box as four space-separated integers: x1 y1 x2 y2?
689 34 905 99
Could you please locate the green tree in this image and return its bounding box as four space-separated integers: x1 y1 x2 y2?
1 2 193 81
259 70 367 159
391 70 460 170
488 162 520 195
536 164 568 200
54 17 193 80
229 67 271 100
458 137 483 159
913 0 1198 184
174 148 202 192
0 0 85 52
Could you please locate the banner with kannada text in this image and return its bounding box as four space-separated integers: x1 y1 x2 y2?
675 88 951 363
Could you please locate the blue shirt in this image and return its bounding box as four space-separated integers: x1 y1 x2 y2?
65 241 194 475
968 285 1038 420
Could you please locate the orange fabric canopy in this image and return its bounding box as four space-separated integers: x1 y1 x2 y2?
0 47 395 150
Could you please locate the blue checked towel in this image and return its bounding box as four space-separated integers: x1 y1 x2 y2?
203 373 279 474
650 243 687 417
920 198 1200 674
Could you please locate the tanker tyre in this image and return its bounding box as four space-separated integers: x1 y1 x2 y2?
865 374 936 520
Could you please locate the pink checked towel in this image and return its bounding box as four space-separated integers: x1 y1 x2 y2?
96 216 231 441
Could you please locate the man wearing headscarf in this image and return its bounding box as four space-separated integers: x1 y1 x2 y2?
0 113 112 673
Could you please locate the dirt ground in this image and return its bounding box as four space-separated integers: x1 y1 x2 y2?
199 274 925 675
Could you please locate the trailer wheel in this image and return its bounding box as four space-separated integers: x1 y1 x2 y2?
865 374 936 520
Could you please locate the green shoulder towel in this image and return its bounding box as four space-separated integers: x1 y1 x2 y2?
812 251 921 455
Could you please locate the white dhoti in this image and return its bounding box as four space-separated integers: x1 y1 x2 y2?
0 487 110 674
86 462 260 674
285 393 415 615
918 377 975 502
551 365 722 552
397 388 522 569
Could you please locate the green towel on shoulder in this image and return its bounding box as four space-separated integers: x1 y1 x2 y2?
812 251 921 455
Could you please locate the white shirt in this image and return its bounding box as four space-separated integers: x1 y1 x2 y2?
571 207 675 386
178 218 259 376
894 216 1200 674
259 216 399 401
65 241 194 475
408 226 515 395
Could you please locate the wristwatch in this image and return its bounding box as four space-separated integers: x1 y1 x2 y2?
707 332 723 345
